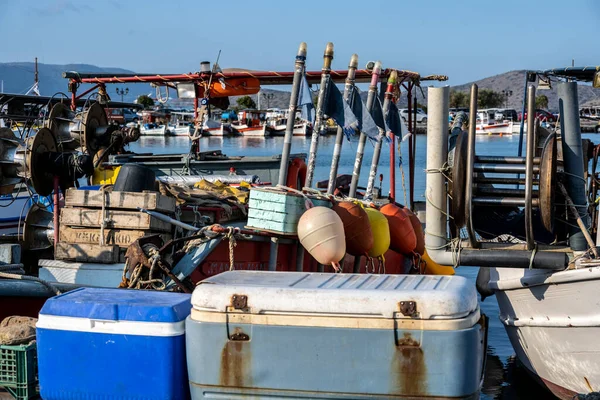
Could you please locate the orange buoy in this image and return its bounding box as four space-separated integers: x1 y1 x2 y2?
405 209 425 255
380 203 417 255
332 201 373 256
364 207 390 258
297 207 346 271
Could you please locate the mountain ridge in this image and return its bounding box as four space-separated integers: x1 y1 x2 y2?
1 62 598 110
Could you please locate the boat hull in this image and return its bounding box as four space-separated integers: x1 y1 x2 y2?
232 124 269 137
489 266 600 398
476 122 513 135
140 125 167 136
269 122 309 136
167 126 191 136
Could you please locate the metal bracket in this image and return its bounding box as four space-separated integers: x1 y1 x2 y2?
399 301 417 317
231 294 248 310
229 331 250 341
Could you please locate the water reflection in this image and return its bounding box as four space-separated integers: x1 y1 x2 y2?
482 348 555 399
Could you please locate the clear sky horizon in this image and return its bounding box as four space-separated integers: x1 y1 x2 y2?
1 0 599 86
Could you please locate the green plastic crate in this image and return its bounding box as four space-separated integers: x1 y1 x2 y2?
0 343 38 400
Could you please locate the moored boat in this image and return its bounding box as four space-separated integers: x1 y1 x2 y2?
475 109 514 135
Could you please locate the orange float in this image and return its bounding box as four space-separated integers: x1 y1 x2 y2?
332 201 373 256
286 158 307 190
405 208 425 255
379 203 417 255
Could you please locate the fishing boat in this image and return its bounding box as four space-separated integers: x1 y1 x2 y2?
140 122 167 136
266 109 311 136
475 109 514 135
231 109 269 136
167 111 193 136
425 66 600 399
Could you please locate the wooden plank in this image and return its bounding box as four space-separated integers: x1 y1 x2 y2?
54 242 120 264
65 189 176 213
60 208 172 232
59 226 172 248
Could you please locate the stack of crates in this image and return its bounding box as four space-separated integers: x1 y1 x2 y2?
0 343 38 400
56 188 176 263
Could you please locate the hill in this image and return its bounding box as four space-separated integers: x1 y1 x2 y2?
1 62 598 111
0 62 151 103
449 70 600 111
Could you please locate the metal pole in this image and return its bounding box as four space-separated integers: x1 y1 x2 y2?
558 81 589 252
327 54 358 195
349 61 382 198
407 85 414 209
425 86 450 259
465 84 478 248
389 86 398 201
278 42 307 186
516 73 529 188
305 42 334 188
412 96 417 207
524 85 536 249
273 43 308 273
53 176 60 252
365 70 397 199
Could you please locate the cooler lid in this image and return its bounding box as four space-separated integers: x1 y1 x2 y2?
40 288 191 323
191 271 477 320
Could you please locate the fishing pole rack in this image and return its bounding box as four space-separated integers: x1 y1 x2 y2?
448 85 561 252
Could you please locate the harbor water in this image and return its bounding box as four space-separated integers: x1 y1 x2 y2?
129 133 566 399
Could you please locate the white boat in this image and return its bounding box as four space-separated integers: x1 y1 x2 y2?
488 266 600 398
167 124 192 136
232 110 269 137
202 118 230 136
167 111 193 136
475 109 514 135
265 109 311 136
140 123 167 136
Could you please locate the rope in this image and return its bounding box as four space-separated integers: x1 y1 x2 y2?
397 137 408 206
528 244 538 270
226 227 239 271
100 186 107 246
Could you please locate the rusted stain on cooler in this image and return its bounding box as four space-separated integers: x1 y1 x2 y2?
390 332 428 396
219 328 252 388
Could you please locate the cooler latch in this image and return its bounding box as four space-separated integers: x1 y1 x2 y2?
227 294 251 341
231 294 248 310
399 301 417 317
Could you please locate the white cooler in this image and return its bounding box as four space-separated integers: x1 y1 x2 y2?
186 271 486 399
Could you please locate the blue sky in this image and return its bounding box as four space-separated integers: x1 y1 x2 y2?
1 0 599 86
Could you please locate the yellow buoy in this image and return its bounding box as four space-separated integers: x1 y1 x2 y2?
364 207 390 258
422 250 455 275
297 206 346 271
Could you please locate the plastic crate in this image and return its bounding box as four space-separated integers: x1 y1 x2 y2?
0 343 38 400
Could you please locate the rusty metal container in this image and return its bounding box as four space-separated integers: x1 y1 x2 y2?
332 201 373 256
186 271 487 399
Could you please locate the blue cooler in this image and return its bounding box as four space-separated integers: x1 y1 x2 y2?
36 288 191 400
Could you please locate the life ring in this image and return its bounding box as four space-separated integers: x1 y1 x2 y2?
286 158 307 190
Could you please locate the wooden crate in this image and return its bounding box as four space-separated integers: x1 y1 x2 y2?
54 242 121 264
246 187 331 234
65 188 175 214
59 226 171 248
60 208 171 232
